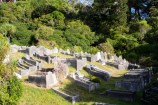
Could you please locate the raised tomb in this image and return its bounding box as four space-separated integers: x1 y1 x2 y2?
115 68 152 91
85 65 111 81
69 71 99 91
28 59 69 88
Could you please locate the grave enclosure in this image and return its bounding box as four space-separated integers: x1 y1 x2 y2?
115 68 152 91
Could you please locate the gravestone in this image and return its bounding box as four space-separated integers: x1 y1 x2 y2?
52 47 59 53
95 52 101 61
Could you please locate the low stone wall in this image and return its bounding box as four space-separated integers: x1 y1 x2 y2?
106 90 136 101
29 75 46 87
18 69 30 76
52 88 81 104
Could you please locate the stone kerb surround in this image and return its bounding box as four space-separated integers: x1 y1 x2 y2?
52 87 81 104
69 72 99 91
85 65 111 81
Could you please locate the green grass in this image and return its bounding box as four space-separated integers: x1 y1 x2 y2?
18 83 71 105
10 52 25 62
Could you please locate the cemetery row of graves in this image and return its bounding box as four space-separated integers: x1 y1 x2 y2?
3 45 158 105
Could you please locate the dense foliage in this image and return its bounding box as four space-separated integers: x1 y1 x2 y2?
0 0 158 66
0 35 22 105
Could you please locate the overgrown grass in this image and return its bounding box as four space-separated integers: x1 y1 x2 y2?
10 52 25 62
18 83 71 105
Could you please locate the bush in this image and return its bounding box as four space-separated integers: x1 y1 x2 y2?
0 76 22 105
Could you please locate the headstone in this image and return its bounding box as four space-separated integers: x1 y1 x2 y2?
28 46 37 57
45 48 53 55
52 47 59 53
95 52 101 61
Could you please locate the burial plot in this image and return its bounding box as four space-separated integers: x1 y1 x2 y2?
63 58 86 70
52 87 81 104
69 72 99 91
85 65 111 81
28 68 58 88
22 56 43 70
34 53 53 64
17 58 38 77
115 68 152 91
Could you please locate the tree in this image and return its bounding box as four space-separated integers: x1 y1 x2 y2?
98 41 114 55
0 35 22 105
0 34 9 63
35 25 54 40
64 20 96 51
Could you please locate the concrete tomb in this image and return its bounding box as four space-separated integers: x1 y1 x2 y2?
85 65 111 81
106 90 136 101
115 68 152 91
62 58 86 70
69 72 99 91
28 68 58 88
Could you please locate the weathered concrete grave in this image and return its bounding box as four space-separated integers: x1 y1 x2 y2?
52 87 81 104
85 65 111 81
106 90 136 101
